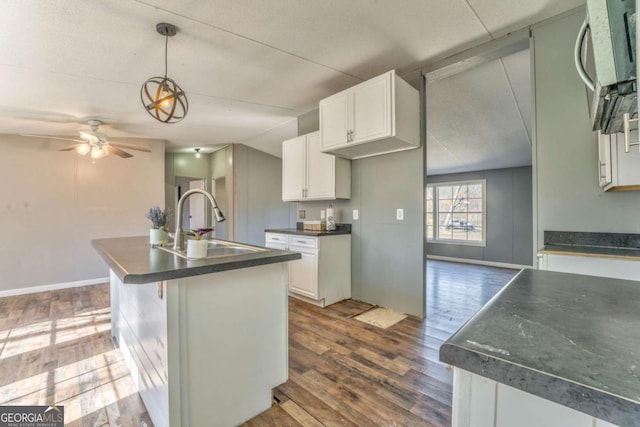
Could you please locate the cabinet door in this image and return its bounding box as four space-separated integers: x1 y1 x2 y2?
288 248 318 299
306 131 336 199
282 136 306 201
352 72 391 143
320 91 350 150
597 132 612 187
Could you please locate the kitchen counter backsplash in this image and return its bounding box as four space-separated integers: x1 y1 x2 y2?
544 230 640 249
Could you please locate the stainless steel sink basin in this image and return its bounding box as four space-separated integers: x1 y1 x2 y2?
156 239 267 260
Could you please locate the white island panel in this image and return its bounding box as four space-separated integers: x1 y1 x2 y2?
111 262 289 427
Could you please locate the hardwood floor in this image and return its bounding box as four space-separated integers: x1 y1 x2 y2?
0 260 518 426
0 285 152 427
245 260 519 426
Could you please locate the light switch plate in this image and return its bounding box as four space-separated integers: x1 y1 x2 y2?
353 209 359 220
396 208 404 220
320 210 325 219
299 210 306 219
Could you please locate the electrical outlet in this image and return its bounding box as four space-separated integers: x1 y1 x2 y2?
353 209 359 220
396 208 404 221
320 210 325 219
299 209 306 219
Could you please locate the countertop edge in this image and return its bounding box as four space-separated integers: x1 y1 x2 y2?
538 247 640 261
120 252 301 284
92 240 128 282
265 228 351 237
440 338 639 426
92 238 301 285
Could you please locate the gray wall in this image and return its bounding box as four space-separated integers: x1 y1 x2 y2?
0 134 164 293
165 152 212 231
426 166 533 266
297 110 425 317
533 10 640 244
233 144 297 245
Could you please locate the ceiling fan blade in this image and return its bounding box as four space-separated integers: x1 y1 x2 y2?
58 144 84 151
106 146 134 158
21 134 84 143
109 142 152 153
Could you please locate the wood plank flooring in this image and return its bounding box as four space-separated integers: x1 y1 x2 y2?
0 285 152 427
0 259 518 426
245 260 519 426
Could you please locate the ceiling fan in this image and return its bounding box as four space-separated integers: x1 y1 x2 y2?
22 119 151 160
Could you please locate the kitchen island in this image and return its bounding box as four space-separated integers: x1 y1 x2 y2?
93 236 301 427
440 268 640 427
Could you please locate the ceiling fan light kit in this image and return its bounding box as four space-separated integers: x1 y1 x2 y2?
22 119 152 161
141 23 189 124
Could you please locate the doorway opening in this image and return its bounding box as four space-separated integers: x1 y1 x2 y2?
423 36 534 322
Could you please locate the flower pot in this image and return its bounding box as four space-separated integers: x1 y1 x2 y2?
187 239 208 259
150 228 168 245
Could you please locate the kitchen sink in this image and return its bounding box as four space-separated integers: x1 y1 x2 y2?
156 239 267 260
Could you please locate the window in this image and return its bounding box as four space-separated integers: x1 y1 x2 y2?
426 180 486 245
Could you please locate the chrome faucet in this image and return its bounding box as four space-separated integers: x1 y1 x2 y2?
173 188 226 251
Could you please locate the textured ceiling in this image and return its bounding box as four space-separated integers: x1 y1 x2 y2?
0 0 582 157
427 48 532 175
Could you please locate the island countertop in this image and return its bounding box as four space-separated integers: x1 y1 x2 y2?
92 236 301 284
440 268 640 426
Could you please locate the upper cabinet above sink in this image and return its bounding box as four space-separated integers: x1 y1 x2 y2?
319 70 420 160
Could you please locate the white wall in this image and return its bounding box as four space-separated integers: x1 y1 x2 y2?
0 134 165 293
533 9 640 244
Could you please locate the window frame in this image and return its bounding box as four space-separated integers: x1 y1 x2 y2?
426 179 487 247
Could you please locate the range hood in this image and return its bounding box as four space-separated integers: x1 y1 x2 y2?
575 0 637 134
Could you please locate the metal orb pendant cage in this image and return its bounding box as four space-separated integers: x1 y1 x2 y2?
141 23 188 123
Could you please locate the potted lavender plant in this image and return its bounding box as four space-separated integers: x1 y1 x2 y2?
185 228 213 259
145 206 169 245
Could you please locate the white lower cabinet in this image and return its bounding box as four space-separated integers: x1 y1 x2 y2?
537 252 639 281
265 232 351 306
452 368 617 427
288 248 319 298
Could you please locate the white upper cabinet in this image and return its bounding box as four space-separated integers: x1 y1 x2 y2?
599 130 640 191
282 131 351 202
319 70 420 159
282 135 306 200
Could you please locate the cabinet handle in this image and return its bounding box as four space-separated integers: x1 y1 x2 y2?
598 160 607 179
296 240 307 244
623 113 640 153
347 129 354 142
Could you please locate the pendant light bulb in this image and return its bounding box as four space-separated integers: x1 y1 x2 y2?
195 148 201 158
76 143 91 156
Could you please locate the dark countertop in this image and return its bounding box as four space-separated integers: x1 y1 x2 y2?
265 228 351 237
440 268 640 426
92 236 301 284
540 230 640 261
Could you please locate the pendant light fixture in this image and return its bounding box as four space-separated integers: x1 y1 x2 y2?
141 23 189 123
194 148 201 158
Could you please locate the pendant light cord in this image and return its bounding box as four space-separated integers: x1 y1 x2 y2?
164 35 168 79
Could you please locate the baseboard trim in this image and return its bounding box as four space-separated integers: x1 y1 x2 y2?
426 255 530 270
0 277 109 298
